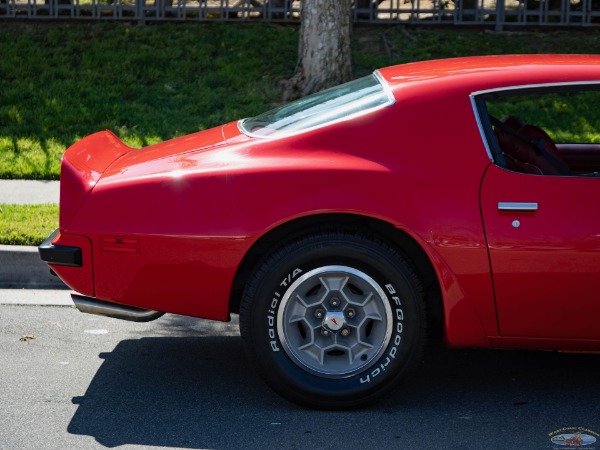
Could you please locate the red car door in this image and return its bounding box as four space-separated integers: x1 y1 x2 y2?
480 165 600 340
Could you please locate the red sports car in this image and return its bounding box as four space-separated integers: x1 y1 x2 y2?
39 55 600 409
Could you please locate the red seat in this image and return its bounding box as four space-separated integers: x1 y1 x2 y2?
493 116 570 176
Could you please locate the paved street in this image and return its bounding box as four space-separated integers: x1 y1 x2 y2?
1 298 599 450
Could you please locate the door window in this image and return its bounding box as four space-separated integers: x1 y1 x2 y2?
478 87 600 177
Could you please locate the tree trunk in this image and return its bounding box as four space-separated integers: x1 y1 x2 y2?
283 0 353 100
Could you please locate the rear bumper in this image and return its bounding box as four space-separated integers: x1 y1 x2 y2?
38 230 94 296
38 229 82 267
38 231 163 322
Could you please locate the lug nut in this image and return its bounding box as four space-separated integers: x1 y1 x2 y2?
315 309 324 319
330 297 341 307
321 329 330 337
341 328 350 337
345 308 356 319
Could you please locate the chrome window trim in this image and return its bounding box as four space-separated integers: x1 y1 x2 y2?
470 95 494 162
238 71 396 140
373 69 396 105
471 80 600 97
470 81 600 163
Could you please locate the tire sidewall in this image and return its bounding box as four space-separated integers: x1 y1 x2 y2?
244 235 424 407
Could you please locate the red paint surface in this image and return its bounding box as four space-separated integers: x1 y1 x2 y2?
49 55 600 350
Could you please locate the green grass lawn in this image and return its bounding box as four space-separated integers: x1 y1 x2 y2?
1 23 600 180
1 23 600 245
1 22 299 179
0 204 58 245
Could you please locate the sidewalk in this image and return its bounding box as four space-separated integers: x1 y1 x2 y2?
0 179 59 204
0 179 65 292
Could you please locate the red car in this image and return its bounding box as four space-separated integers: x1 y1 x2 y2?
39 55 600 409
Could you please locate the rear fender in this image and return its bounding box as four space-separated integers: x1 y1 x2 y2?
60 131 133 229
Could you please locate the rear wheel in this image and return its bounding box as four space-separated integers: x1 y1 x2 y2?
239 231 427 409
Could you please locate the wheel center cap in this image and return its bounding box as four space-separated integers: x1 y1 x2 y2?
323 311 346 332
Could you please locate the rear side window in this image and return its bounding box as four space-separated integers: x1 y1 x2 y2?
478 87 600 177
486 90 600 144
239 73 394 138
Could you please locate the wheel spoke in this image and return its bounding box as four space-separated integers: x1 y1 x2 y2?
277 266 393 378
319 275 349 294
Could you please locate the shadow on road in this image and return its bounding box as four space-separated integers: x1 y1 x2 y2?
68 333 284 448
67 316 600 449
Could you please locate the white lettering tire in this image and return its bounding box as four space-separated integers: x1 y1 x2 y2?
239 231 426 409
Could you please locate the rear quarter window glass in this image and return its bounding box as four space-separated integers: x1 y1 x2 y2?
482 87 600 177
239 73 394 138
486 90 600 144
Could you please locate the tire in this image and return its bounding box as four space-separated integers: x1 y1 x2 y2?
239 230 427 409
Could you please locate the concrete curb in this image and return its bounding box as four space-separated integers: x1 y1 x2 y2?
0 289 73 306
0 245 67 289
1 179 65 294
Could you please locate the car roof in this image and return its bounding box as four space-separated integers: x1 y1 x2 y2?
377 55 600 95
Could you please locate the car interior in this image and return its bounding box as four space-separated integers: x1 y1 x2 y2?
484 89 600 177
491 114 572 176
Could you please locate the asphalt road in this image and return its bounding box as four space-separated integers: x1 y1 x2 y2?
1 298 599 450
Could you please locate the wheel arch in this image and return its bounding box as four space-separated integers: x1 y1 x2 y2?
229 213 444 341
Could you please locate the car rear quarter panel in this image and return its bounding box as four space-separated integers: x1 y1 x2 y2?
384 83 498 346
65 87 497 345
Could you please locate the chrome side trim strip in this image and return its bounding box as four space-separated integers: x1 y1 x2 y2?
498 202 538 211
72 294 165 322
